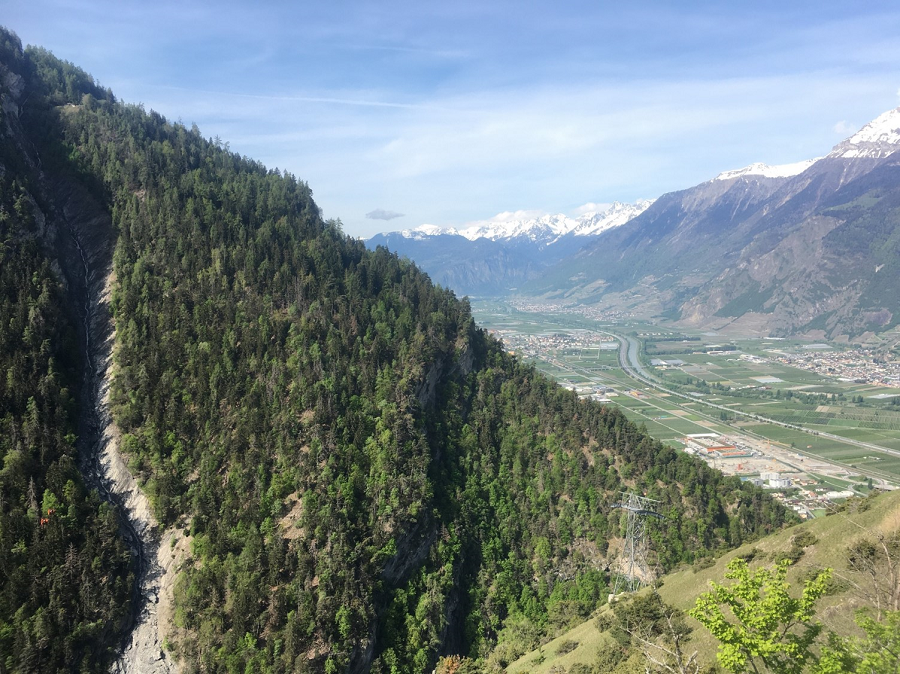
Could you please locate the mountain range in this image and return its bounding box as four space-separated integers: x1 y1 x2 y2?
371 108 900 341
368 201 653 295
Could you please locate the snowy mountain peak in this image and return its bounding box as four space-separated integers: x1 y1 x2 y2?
570 200 656 236
456 212 578 242
828 107 900 159
397 223 458 239
394 200 654 244
714 158 820 182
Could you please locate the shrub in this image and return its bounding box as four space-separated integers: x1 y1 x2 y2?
556 640 578 655
693 557 715 573
595 612 614 632
792 530 818 548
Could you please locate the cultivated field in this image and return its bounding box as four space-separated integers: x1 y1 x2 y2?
471 300 900 483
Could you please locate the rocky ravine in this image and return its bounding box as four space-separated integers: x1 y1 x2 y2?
53 176 185 673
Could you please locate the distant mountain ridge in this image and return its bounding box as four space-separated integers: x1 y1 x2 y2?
368 201 653 295
397 200 654 243
526 106 900 340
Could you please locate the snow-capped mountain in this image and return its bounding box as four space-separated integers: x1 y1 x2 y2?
713 158 821 182
394 200 654 244
525 105 900 339
368 200 654 295
827 107 900 159
571 200 657 236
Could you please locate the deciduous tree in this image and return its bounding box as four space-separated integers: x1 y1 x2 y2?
689 559 831 674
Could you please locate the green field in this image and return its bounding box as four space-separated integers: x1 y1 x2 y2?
471 299 900 482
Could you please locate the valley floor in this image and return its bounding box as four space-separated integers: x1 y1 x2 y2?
471 299 900 518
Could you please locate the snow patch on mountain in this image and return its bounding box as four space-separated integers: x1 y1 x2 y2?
828 107 900 159
396 200 654 244
714 158 820 182
398 223 459 239
570 200 655 235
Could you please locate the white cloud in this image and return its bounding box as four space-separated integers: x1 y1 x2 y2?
833 120 857 135
455 209 547 230
572 202 612 216
483 209 546 223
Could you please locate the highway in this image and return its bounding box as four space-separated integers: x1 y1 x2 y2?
599 330 900 472
475 304 900 485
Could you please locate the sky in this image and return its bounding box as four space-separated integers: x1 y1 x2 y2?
6 1 900 237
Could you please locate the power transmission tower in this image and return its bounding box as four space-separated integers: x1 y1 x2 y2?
610 492 664 600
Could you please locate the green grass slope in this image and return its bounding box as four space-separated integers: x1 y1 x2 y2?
506 489 900 674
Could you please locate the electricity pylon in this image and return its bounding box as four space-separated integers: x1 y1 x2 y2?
610 492 664 599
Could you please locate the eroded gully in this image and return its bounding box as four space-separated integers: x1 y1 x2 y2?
59 180 180 673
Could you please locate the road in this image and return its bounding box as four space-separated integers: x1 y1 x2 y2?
598 330 900 480
476 304 900 484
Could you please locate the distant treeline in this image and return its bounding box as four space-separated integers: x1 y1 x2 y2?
647 343 738 356
650 336 701 342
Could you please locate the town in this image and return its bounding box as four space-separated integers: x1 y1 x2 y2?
768 347 900 388
473 300 900 519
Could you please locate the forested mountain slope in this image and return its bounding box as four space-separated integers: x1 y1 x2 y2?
0 33 133 671
0 28 791 673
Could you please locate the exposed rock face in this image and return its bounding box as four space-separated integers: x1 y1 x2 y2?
49 174 183 674
112 527 186 674
0 61 26 119
380 516 439 586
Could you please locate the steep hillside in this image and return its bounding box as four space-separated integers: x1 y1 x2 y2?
524 111 900 340
505 489 900 674
530 172 788 298
0 33 133 671
0 28 793 673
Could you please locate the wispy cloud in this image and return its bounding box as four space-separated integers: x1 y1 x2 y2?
366 209 405 221
573 202 612 216
342 43 469 59
150 84 434 110
833 120 857 135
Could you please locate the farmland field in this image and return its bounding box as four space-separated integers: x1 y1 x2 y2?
471 299 900 483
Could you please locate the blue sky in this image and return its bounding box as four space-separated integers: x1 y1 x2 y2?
7 1 900 236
